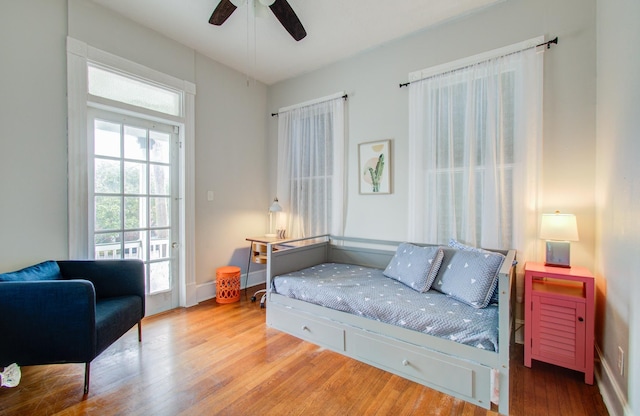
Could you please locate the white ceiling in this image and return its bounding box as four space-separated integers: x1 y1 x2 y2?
89 0 502 85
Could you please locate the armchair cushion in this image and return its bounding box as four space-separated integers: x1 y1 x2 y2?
0 261 62 282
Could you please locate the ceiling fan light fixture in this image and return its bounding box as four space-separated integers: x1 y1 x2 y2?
258 0 276 6
229 0 246 7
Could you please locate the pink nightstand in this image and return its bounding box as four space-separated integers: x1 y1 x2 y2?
524 262 595 384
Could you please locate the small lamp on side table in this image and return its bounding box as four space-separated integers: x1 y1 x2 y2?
265 197 282 238
539 211 579 268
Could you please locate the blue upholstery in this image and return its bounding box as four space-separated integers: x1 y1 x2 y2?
0 260 145 393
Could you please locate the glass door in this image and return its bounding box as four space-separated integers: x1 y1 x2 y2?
89 109 179 315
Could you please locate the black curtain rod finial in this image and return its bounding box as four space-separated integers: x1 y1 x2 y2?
537 36 558 49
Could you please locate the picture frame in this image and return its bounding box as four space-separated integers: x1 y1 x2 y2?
359 139 391 194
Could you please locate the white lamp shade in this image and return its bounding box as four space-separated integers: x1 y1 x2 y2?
539 213 579 241
269 198 282 212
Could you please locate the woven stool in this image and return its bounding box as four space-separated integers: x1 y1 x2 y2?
216 266 241 304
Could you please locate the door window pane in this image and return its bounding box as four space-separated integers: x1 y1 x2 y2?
124 126 148 161
95 232 121 259
149 164 170 195
95 159 121 193
94 120 121 158
150 197 170 228
95 196 122 231
149 131 170 163
150 261 170 293
124 161 147 194
150 229 170 260
123 230 144 260
124 197 146 230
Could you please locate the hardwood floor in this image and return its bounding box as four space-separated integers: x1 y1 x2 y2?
0 290 609 415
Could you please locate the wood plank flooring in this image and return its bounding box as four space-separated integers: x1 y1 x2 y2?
0 290 609 415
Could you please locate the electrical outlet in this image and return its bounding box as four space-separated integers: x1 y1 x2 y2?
617 346 624 376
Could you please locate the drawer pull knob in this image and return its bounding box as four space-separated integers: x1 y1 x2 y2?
402 359 409 366
301 325 309 331
578 317 584 322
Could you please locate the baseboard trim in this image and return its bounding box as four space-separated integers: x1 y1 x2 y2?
195 269 266 304
595 344 631 416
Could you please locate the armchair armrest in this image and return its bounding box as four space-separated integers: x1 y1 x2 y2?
0 280 96 367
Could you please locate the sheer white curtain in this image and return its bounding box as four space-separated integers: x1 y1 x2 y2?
408 43 543 263
277 95 346 238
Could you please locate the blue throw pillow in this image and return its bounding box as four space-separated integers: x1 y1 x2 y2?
432 248 505 308
0 260 62 282
383 243 444 292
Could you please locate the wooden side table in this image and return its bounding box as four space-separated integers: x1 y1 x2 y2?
524 262 595 384
245 236 290 307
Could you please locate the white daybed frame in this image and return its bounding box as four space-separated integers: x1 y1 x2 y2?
266 235 516 415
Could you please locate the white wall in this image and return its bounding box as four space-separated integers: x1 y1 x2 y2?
0 0 269 292
595 0 640 414
0 0 69 269
267 0 597 273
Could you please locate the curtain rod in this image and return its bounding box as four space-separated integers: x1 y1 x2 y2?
271 94 348 117
398 37 558 88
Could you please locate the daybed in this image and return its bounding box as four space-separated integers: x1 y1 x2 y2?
265 235 516 415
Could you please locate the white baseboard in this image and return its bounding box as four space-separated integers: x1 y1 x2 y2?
195 269 266 304
596 344 631 416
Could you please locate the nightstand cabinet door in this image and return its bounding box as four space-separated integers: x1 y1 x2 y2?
531 295 586 370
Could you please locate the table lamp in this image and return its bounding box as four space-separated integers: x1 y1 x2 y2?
539 211 579 268
265 197 282 238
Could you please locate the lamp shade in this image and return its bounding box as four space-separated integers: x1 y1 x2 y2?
269 198 282 213
539 212 579 241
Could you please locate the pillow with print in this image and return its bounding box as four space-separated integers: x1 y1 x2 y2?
432 248 505 308
383 243 444 292
448 239 506 304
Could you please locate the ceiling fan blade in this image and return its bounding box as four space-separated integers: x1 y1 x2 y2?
209 0 237 26
269 0 307 41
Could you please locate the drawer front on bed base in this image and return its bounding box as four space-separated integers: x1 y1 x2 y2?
349 331 493 409
268 306 345 351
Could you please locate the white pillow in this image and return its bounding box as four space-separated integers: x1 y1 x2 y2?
383 243 444 292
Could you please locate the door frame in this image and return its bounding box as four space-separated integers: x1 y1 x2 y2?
67 37 197 311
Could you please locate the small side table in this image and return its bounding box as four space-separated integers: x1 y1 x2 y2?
524 262 595 384
245 236 290 307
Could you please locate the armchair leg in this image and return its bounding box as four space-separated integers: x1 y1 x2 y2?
138 321 142 342
83 362 90 395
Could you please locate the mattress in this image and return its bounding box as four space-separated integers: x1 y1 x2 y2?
272 262 499 352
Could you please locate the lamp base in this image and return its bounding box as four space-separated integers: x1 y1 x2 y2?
545 240 571 268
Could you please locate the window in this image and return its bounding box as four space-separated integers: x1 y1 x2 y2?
88 64 181 116
408 39 543 258
276 94 346 238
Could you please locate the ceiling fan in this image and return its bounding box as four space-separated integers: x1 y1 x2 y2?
209 0 307 41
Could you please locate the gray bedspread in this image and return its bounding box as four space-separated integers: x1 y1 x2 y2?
272 263 499 352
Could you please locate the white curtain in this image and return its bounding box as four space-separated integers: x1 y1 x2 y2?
408 45 543 264
277 96 346 238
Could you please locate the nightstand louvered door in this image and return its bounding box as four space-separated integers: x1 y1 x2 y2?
531 294 586 369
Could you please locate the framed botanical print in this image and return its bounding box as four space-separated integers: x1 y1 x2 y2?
359 139 391 194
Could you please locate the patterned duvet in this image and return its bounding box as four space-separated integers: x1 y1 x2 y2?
272 262 499 352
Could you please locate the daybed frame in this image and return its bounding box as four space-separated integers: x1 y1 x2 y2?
266 235 516 415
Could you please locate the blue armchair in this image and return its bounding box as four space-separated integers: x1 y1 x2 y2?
0 259 145 394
